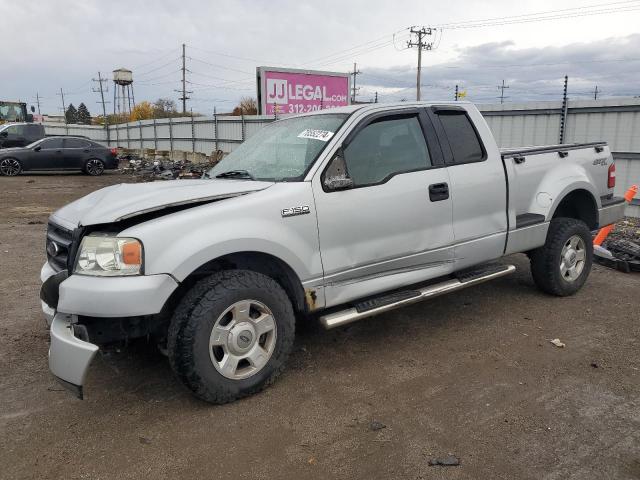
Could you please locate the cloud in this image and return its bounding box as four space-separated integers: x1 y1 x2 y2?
358 34 640 103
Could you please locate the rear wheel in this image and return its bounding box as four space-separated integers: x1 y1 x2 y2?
0 158 22 176
529 217 593 296
167 270 295 404
85 159 105 176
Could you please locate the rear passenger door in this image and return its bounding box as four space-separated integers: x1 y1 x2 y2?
63 138 90 169
313 109 455 308
428 106 507 269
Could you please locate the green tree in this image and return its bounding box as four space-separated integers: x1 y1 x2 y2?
65 104 77 124
76 103 91 125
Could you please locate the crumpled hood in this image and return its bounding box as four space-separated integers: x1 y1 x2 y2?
51 179 273 227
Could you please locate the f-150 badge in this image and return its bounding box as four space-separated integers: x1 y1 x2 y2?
282 205 310 217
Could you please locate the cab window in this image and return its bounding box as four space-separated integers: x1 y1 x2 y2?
342 115 430 187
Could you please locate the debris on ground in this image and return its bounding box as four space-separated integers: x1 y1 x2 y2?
117 149 225 182
428 455 461 467
595 218 640 272
590 362 599 368
550 338 566 348
369 421 386 431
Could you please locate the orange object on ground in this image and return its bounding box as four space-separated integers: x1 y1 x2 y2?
593 185 638 246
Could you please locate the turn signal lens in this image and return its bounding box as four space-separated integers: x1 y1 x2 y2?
122 240 142 265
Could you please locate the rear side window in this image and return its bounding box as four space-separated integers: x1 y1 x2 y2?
64 138 90 148
436 111 485 164
25 125 42 138
343 115 430 187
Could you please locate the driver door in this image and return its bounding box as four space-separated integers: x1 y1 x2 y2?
31 137 65 169
312 109 455 308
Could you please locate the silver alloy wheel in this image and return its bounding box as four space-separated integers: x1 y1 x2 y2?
560 234 586 282
86 159 104 175
209 300 277 380
0 158 21 176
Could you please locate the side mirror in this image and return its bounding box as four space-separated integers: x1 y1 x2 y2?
323 148 354 191
34 145 42 152
0 131 7 138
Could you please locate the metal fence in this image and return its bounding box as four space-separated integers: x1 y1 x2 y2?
43 99 640 216
44 115 275 154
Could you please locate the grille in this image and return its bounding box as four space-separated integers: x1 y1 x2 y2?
46 223 74 272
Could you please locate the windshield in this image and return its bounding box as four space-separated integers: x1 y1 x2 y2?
0 103 27 123
209 113 348 181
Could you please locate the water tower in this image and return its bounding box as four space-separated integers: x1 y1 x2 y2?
113 68 135 116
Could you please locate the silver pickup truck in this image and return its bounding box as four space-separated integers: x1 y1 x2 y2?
41 101 625 403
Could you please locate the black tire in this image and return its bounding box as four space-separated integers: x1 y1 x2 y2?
529 217 593 296
0 158 22 176
167 270 295 404
84 159 105 176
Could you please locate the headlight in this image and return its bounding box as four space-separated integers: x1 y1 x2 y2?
74 235 143 276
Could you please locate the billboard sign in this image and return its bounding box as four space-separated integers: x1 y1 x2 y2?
257 67 350 115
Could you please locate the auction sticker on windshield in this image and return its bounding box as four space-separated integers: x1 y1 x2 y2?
298 129 334 141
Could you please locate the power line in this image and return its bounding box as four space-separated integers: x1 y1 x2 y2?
435 2 640 29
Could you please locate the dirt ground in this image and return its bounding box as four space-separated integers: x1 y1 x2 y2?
1 172 639 480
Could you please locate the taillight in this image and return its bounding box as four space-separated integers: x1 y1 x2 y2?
607 163 616 189
110 148 118 156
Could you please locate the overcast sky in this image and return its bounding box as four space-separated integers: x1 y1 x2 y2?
3 0 640 115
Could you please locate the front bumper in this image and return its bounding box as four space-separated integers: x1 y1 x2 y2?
40 261 178 318
49 312 99 399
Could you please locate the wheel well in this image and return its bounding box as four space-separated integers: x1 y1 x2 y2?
166 252 308 317
551 189 598 230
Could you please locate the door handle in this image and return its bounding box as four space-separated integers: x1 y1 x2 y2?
428 182 449 201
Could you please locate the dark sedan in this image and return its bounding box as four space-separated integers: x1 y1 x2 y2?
0 136 118 176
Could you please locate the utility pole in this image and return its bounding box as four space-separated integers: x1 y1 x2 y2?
374 91 378 103
407 26 434 101
93 72 110 142
559 75 569 144
593 85 599 100
350 62 361 103
455 84 459 101
34 93 41 116
498 79 509 104
175 43 192 114
58 88 67 121
57 88 68 134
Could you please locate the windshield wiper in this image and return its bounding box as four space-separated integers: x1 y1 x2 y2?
214 169 255 180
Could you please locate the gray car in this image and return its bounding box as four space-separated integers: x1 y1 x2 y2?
0 136 118 176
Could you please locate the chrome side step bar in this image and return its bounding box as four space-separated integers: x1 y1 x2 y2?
319 264 516 329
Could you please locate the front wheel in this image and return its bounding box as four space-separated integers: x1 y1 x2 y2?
167 270 295 404
0 158 22 176
85 159 105 176
529 217 593 296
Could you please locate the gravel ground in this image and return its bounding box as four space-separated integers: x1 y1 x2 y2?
1 172 639 480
